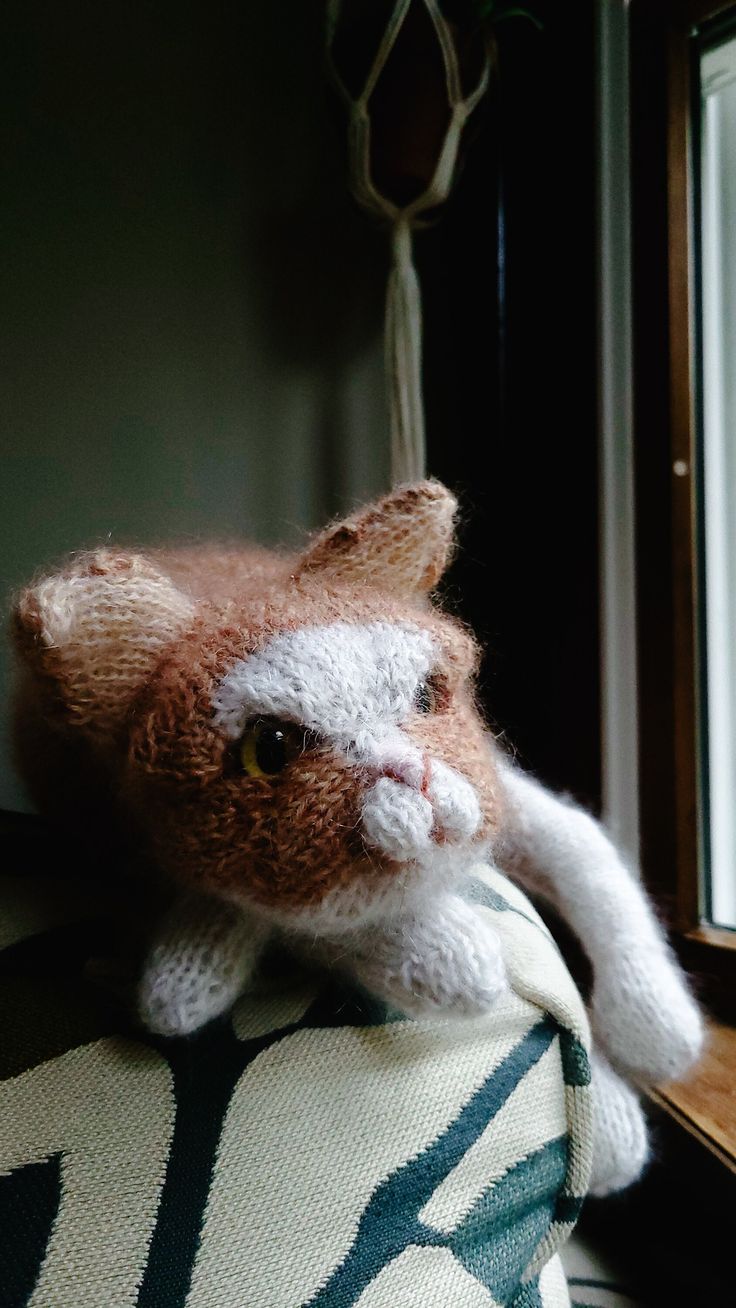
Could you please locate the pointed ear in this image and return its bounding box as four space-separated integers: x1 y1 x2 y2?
14 550 196 744
296 480 458 595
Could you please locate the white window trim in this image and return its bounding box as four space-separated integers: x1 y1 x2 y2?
597 0 640 862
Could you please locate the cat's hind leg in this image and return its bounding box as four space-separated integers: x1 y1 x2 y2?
589 1046 649 1196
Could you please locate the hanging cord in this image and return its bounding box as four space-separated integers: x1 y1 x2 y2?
327 0 491 487
386 219 425 484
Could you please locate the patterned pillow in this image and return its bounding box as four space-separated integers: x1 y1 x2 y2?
0 861 593 1307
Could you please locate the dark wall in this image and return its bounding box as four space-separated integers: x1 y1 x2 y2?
1 0 600 811
422 2 600 808
627 0 674 896
0 0 388 810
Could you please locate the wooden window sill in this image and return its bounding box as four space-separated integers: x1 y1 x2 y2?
649 1018 736 1173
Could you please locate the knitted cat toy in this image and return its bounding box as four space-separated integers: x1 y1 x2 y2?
13 481 703 1197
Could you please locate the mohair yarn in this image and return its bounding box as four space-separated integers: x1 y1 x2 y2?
12 479 704 1196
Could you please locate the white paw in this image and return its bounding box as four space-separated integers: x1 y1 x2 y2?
589 1050 649 1196
136 898 267 1037
354 899 508 1018
138 964 238 1037
427 759 482 842
361 776 434 860
591 948 704 1085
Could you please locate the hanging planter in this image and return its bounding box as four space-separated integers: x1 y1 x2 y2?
326 0 497 484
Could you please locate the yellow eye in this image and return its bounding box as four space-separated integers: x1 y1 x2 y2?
413 672 450 715
239 719 300 777
414 681 433 714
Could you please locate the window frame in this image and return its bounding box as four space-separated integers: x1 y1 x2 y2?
632 0 736 1016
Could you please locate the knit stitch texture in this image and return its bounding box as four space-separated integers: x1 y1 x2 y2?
12 479 703 1205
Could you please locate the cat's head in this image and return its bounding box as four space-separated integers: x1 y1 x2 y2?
14 482 502 931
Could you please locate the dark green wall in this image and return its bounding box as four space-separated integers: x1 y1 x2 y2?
1 1 389 809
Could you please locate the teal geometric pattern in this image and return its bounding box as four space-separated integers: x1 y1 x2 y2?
306 1021 564 1307
467 877 557 944
0 1153 61 1308
137 985 391 1308
0 860 593 1307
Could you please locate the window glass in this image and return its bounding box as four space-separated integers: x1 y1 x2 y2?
698 27 736 928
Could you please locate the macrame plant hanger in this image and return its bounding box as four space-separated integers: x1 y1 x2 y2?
326 0 491 486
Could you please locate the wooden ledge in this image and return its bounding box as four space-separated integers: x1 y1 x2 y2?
649 1019 736 1173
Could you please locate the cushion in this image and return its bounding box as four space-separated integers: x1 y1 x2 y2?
0 858 592 1307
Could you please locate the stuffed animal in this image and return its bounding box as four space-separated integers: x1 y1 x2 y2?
12 480 703 1197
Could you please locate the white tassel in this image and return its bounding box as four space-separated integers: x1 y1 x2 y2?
326 2 491 489
386 219 426 484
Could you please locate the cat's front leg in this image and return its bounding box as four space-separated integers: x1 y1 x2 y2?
138 894 269 1037
337 893 508 1019
588 941 704 1086
496 760 703 1086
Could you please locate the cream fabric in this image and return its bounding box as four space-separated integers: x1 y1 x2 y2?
0 861 592 1306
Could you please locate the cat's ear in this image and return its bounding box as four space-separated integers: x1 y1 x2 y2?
296 480 458 595
13 550 196 744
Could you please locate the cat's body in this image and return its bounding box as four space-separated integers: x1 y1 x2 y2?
12 481 703 1196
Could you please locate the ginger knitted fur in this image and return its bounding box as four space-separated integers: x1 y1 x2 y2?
12 480 703 1196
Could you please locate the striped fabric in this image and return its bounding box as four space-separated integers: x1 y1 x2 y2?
0 862 593 1307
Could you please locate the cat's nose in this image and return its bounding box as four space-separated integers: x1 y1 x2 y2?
353 731 428 791
378 753 430 792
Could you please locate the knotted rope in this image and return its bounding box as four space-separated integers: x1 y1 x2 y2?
327 0 490 484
